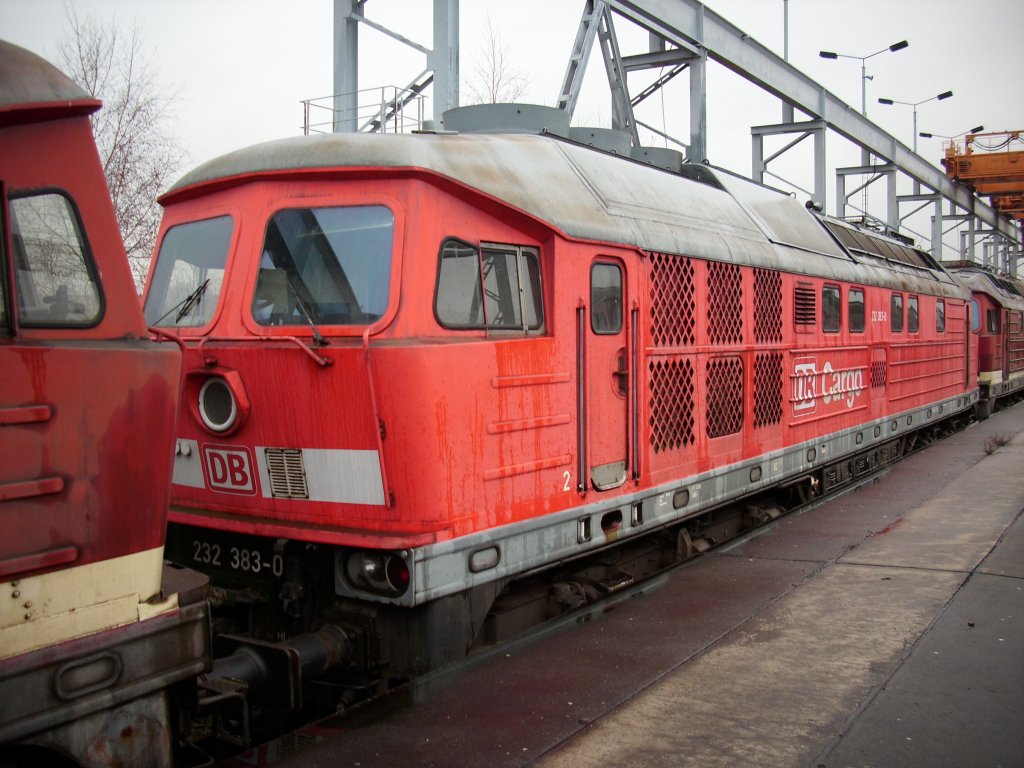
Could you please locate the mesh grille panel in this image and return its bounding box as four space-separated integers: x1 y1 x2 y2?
649 253 696 347
648 357 695 453
707 357 744 438
753 351 783 428
708 261 743 345
753 268 783 343
871 361 887 389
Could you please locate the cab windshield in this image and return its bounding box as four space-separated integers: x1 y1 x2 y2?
253 205 394 326
144 215 233 327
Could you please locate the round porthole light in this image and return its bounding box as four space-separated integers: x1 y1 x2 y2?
198 377 237 433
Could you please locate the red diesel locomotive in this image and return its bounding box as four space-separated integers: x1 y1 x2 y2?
949 263 1024 417
0 42 207 766
142 105 979 729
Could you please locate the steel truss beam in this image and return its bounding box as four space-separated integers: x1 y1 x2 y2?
599 0 1018 248
331 0 1019 265
334 0 458 129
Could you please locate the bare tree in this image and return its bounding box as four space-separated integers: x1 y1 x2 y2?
57 8 183 285
464 13 529 105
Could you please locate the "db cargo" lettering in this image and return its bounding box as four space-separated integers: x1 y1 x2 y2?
202 445 257 495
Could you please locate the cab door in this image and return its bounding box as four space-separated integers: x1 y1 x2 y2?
587 260 629 490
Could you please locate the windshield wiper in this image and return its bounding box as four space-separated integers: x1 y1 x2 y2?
174 278 210 323
150 278 210 326
286 277 328 347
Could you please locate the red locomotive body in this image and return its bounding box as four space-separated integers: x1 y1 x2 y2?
950 264 1024 417
145 109 977 719
0 41 207 766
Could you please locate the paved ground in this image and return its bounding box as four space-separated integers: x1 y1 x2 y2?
268 405 1024 768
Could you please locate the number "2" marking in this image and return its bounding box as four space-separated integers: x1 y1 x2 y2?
562 471 572 492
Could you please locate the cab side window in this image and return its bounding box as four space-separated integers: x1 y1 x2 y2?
591 263 623 334
987 309 1000 333
848 288 865 333
907 296 919 334
435 239 543 333
9 191 102 326
890 293 904 333
822 285 841 333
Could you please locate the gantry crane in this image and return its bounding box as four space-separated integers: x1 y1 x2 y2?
943 131 1024 220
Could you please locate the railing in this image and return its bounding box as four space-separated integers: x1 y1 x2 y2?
301 86 427 135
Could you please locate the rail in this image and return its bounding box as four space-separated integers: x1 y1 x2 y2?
302 85 427 135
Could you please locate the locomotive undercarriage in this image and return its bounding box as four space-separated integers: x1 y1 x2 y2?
168 406 975 758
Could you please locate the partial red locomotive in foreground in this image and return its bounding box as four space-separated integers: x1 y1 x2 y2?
949 263 1024 417
0 42 207 766
143 104 979 735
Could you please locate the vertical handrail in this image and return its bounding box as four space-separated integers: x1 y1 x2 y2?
576 303 588 493
631 305 640 481
362 326 392 508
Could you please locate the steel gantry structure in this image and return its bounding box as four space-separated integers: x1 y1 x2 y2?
329 0 1021 273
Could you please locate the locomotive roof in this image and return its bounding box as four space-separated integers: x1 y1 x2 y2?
167 130 963 297
0 40 100 125
949 266 1024 310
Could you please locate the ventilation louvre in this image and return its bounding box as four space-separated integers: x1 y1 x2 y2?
794 284 816 326
264 448 309 499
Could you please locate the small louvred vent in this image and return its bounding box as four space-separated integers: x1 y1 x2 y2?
264 448 309 499
794 284 816 326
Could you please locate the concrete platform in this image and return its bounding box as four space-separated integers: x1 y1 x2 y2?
269 406 1024 768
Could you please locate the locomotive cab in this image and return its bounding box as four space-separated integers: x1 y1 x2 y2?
0 40 207 767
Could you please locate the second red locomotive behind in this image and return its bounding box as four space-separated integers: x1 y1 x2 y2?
142 104 985 742
947 263 1024 418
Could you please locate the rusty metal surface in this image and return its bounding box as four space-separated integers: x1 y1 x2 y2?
266 405 1024 768
0 600 209 745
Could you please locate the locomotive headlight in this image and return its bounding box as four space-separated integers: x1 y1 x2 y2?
187 368 250 436
199 376 237 432
345 551 410 597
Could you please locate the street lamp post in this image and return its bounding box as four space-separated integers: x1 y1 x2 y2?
819 39 909 217
819 40 909 117
919 125 985 141
878 91 954 152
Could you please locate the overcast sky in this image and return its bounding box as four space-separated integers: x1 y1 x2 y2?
3 0 1022 245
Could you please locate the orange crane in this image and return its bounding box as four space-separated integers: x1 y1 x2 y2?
942 131 1024 220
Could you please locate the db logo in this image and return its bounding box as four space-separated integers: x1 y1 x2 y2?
202 445 258 495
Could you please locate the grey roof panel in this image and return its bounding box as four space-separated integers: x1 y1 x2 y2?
165 131 963 296
0 40 98 120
